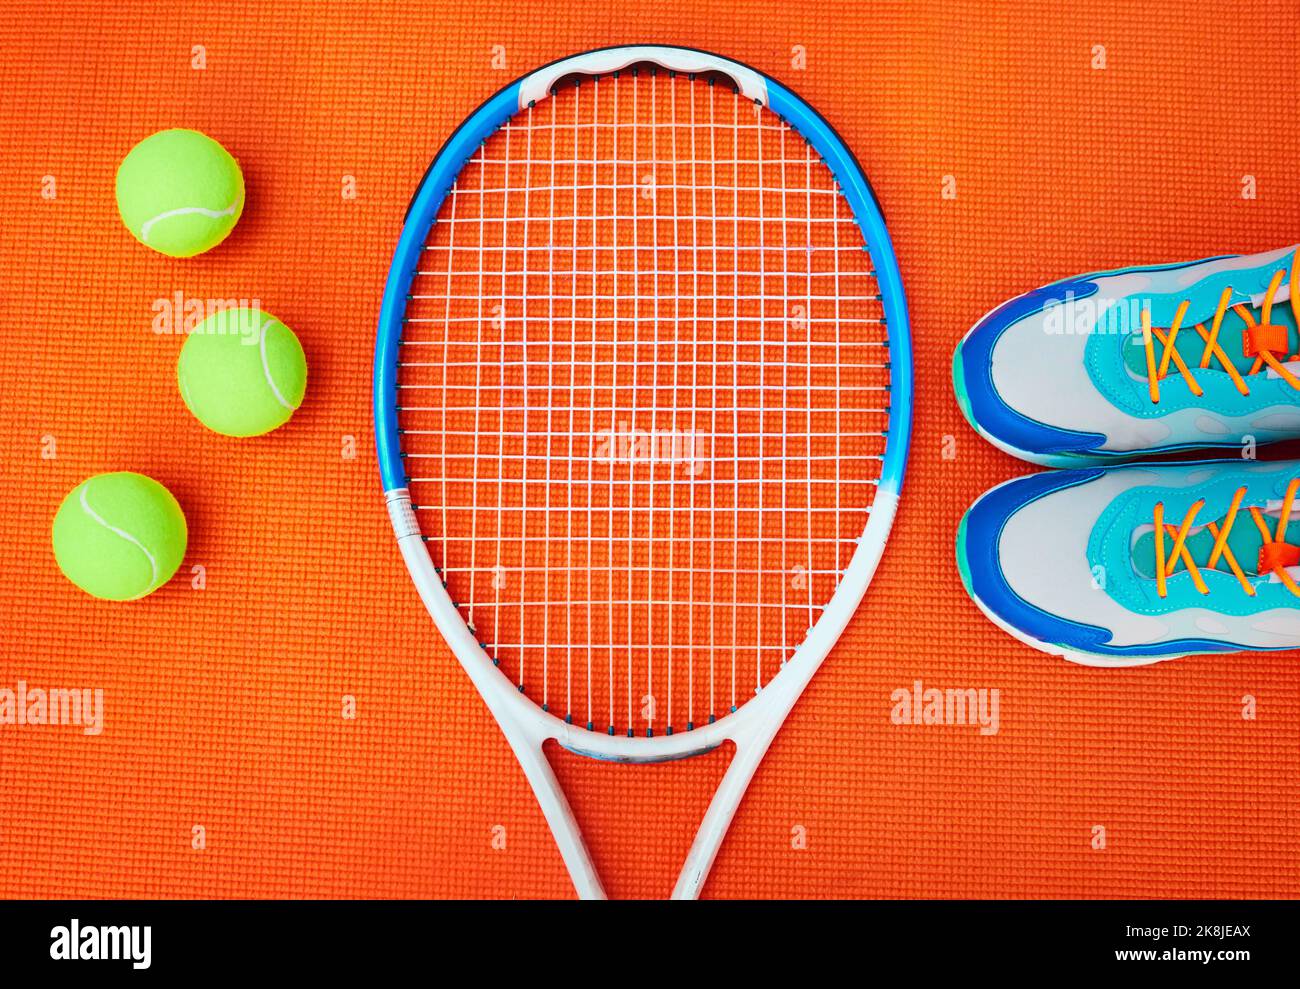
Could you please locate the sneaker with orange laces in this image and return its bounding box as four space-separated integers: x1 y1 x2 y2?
953 246 1300 466
956 459 1300 665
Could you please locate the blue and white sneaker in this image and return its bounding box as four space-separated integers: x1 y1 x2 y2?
956 459 1300 666
953 246 1300 466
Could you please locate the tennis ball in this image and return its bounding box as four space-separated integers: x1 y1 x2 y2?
177 307 307 437
115 129 245 257
51 472 188 601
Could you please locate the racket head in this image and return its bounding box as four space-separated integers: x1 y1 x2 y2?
375 46 911 760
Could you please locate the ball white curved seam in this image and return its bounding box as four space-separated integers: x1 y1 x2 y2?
79 482 159 589
139 192 244 244
258 318 296 410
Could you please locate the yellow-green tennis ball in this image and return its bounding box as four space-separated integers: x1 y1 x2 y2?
177 307 307 437
51 472 188 601
115 129 245 257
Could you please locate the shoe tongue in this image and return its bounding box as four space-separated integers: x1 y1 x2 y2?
1121 304 1299 379
1132 509 1290 581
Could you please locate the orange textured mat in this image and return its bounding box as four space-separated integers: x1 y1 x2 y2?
1 0 1296 899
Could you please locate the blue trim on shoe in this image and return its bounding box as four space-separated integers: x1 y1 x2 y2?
954 278 1109 460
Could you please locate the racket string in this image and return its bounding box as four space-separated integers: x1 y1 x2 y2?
397 70 886 737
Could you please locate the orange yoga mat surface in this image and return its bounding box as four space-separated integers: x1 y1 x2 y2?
1 0 1296 899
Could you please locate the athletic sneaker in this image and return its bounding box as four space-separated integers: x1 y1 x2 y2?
953 246 1300 466
956 459 1300 665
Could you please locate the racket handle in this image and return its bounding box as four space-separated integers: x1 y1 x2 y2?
671 739 769 900
509 739 607 900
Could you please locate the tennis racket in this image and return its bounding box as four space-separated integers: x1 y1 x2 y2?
374 45 911 899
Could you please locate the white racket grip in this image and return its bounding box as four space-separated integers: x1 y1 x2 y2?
518 46 769 109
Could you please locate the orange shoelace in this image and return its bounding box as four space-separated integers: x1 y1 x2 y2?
1152 478 1300 599
1140 247 1300 403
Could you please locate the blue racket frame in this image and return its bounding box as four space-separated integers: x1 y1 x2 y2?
371 46 913 899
